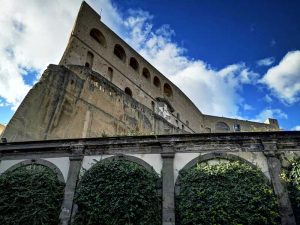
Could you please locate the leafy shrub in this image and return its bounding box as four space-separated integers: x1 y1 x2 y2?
73 159 161 225
176 161 280 225
0 165 65 225
286 160 300 224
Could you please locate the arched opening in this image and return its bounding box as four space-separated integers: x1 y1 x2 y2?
153 76 161 88
129 57 139 71
85 51 94 68
142 68 151 80
124 87 132 97
90 28 106 46
73 158 161 225
0 163 65 225
215 121 230 132
114 44 126 62
107 67 113 81
186 120 189 127
163 83 173 97
176 154 279 225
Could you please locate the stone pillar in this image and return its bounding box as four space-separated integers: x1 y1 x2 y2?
263 141 296 225
60 144 84 225
161 143 176 225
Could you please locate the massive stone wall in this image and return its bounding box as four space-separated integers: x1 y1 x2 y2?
59 1 278 134
3 65 183 142
1 131 300 224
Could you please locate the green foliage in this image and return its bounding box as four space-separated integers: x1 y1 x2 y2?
285 160 300 223
0 165 65 225
74 159 161 225
176 161 280 225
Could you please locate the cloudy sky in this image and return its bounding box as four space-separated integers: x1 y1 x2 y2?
0 0 299 130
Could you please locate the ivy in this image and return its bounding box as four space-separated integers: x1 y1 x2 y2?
176 161 280 225
73 159 161 225
285 160 300 224
0 165 65 225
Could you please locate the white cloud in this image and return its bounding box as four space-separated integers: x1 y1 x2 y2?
122 10 260 117
292 125 300 131
254 108 287 123
0 0 121 110
243 104 254 111
264 94 273 103
260 51 300 104
256 57 275 67
0 0 282 123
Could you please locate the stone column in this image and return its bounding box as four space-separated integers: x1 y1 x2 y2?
161 143 176 225
60 144 84 225
263 141 296 225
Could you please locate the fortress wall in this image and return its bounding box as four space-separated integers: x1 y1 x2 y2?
59 2 204 133
202 114 279 133
2 65 183 142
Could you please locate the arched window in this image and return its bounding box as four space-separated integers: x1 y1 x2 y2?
142 68 151 80
129 57 139 71
125 87 132 97
90 28 106 46
163 83 173 97
153 76 161 88
108 67 113 81
114 44 126 62
215 122 230 132
85 51 94 68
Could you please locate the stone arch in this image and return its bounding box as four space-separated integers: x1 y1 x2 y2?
124 87 132 97
142 67 151 80
99 154 159 176
129 57 139 71
215 121 230 132
175 152 268 195
163 83 173 97
85 51 94 68
4 158 65 183
90 28 106 46
153 76 161 88
114 44 126 62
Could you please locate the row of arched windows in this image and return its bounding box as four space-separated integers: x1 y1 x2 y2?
89 28 173 98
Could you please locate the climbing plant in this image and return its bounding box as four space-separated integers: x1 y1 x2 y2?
73 159 161 225
0 164 65 225
176 161 280 225
283 159 300 224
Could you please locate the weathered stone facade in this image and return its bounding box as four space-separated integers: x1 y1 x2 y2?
2 2 279 142
1 131 300 224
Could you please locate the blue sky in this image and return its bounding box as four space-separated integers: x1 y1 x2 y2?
0 0 299 130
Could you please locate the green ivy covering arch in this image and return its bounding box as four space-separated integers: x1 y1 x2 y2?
0 165 65 225
285 160 300 224
176 161 280 225
73 159 161 225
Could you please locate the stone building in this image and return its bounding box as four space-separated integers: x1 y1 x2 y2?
0 2 299 225
0 124 5 135
2 2 279 142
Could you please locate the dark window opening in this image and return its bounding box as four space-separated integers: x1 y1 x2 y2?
90 28 106 46
163 83 173 97
85 51 94 68
153 76 161 88
142 68 151 80
177 113 180 120
125 87 132 97
108 67 113 81
186 120 189 127
234 124 241 132
129 57 139 71
114 44 126 62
